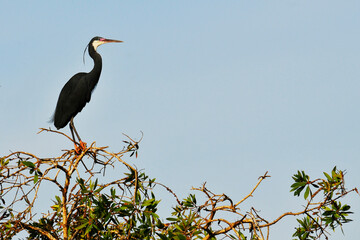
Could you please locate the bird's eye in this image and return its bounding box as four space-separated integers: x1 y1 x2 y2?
100 38 106 41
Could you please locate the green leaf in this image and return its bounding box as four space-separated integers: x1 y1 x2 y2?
342 205 351 211
75 222 88 230
156 233 169 240
55 195 61 203
33 172 38 184
166 217 178 222
142 199 155 207
21 161 35 168
84 224 93 235
174 234 187 240
291 182 306 189
304 186 310 200
324 172 332 182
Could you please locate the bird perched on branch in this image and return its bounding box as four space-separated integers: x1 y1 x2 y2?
51 36 123 153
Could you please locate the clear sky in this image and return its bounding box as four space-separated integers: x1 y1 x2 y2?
1 1 360 238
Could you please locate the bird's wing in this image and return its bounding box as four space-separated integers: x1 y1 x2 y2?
53 72 88 129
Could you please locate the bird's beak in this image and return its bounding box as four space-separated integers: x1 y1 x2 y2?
103 38 123 43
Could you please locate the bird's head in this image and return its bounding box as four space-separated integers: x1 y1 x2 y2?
91 36 123 51
83 36 123 64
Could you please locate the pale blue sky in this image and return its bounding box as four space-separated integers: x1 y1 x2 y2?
1 1 360 238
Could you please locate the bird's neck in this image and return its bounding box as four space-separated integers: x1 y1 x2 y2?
88 49 102 81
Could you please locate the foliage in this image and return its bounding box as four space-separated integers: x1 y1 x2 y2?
0 129 358 240
290 168 356 240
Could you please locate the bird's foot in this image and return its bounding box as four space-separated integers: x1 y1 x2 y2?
74 141 87 155
79 140 87 150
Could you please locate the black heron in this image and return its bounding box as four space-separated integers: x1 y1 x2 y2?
51 36 123 153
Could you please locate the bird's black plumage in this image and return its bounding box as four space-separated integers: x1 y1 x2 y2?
53 72 90 129
51 36 122 147
52 37 103 129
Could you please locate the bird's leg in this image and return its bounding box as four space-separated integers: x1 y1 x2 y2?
70 117 82 141
70 118 87 154
69 121 81 154
69 122 77 143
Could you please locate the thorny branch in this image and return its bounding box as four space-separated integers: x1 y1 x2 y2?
0 128 142 239
0 128 358 239
189 170 357 240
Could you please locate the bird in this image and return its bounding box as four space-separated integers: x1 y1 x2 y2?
51 36 123 153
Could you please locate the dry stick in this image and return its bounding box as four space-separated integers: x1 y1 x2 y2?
204 194 221 230
202 218 248 240
235 171 270 207
62 150 88 240
38 128 75 144
200 172 272 240
249 210 264 240
258 207 319 229
101 149 139 204
122 132 143 147
100 177 129 189
305 212 329 239
151 181 182 206
198 172 270 239
62 170 70 240
251 207 270 240
259 186 358 229
19 222 57 240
